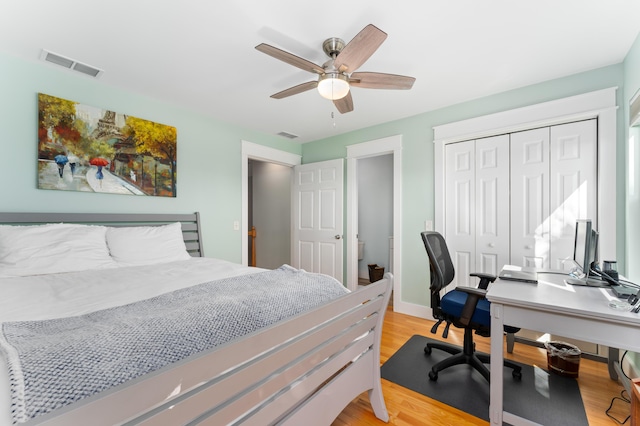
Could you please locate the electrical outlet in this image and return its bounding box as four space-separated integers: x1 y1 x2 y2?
233 221 240 231
425 220 433 231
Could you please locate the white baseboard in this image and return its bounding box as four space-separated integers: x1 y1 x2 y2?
392 299 433 320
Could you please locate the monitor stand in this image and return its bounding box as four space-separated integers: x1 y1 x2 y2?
565 276 610 287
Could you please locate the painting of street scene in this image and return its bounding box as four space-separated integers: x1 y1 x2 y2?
38 93 177 197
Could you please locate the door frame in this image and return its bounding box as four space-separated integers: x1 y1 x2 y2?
433 87 618 264
346 135 404 308
241 141 301 266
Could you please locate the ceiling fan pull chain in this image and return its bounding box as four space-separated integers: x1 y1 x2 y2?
332 111 336 127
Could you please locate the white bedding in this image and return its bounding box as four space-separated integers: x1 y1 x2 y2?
0 257 266 425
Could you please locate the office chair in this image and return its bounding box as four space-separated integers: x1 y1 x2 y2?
421 231 522 382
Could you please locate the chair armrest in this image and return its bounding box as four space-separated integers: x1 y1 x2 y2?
455 286 487 298
454 286 487 326
470 272 497 290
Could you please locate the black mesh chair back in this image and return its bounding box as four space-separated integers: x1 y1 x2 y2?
422 231 454 292
422 231 454 324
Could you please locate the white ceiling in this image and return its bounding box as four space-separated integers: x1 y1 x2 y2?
1 1 639 143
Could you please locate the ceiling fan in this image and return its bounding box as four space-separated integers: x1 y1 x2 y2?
255 24 415 114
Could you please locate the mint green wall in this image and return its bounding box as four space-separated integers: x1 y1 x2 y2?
0 52 301 262
302 64 626 307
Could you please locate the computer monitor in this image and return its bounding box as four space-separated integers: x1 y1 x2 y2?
568 219 603 286
568 221 638 294
573 219 592 276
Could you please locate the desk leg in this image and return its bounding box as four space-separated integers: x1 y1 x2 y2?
490 303 504 425
608 347 619 381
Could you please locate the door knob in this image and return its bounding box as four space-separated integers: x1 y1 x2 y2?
525 245 532 249
488 243 495 248
335 235 342 240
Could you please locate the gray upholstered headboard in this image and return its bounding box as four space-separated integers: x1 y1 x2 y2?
0 212 204 257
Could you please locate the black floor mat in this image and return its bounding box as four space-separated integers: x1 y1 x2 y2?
380 335 588 425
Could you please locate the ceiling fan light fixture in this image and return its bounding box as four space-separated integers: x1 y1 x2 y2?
317 73 350 100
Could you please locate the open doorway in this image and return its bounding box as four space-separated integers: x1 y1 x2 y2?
241 141 301 267
241 138 401 300
346 135 403 306
248 159 292 269
356 154 393 285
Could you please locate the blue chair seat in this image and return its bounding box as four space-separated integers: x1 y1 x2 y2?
441 290 490 327
441 289 520 333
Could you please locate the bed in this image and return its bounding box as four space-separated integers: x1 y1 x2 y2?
0 212 392 425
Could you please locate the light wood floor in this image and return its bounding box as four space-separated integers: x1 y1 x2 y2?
333 307 631 425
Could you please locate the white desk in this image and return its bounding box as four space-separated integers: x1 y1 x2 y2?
487 272 640 425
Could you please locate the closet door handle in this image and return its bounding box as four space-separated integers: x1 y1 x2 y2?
488 243 495 248
335 235 342 240
525 245 533 250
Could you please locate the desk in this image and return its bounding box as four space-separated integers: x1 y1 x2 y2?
487 272 640 425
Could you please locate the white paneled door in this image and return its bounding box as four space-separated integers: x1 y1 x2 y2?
445 140 475 286
445 136 510 286
292 159 344 282
510 120 597 270
475 135 510 275
549 120 597 270
510 127 551 268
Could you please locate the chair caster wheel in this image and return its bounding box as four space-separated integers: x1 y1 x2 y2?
512 370 522 380
428 370 438 381
424 345 432 355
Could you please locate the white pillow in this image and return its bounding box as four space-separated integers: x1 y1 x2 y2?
0 223 117 277
106 222 191 266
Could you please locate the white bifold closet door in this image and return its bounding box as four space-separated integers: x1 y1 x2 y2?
511 120 597 270
476 135 511 276
510 127 551 268
444 138 475 287
445 119 597 286
444 134 510 287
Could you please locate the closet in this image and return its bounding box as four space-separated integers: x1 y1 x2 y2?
444 119 597 287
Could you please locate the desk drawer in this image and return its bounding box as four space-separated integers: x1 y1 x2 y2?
516 329 600 355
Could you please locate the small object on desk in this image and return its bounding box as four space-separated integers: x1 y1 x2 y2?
611 283 638 298
609 299 632 311
498 265 538 284
603 260 619 281
633 304 640 314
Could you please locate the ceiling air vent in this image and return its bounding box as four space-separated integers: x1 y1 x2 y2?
40 49 103 78
277 131 299 139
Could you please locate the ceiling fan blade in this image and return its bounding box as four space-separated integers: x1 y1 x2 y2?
350 72 416 90
333 91 354 114
333 24 387 73
270 81 318 99
255 43 325 74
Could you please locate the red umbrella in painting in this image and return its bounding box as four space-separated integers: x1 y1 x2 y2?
90 158 109 167
90 158 108 187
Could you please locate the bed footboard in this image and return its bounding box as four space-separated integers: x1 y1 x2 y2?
28 274 393 425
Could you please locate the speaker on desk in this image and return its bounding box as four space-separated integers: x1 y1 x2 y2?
603 260 619 282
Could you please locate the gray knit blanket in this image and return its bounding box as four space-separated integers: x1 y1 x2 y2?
0 265 348 424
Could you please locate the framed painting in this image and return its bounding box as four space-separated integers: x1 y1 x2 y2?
37 93 177 197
